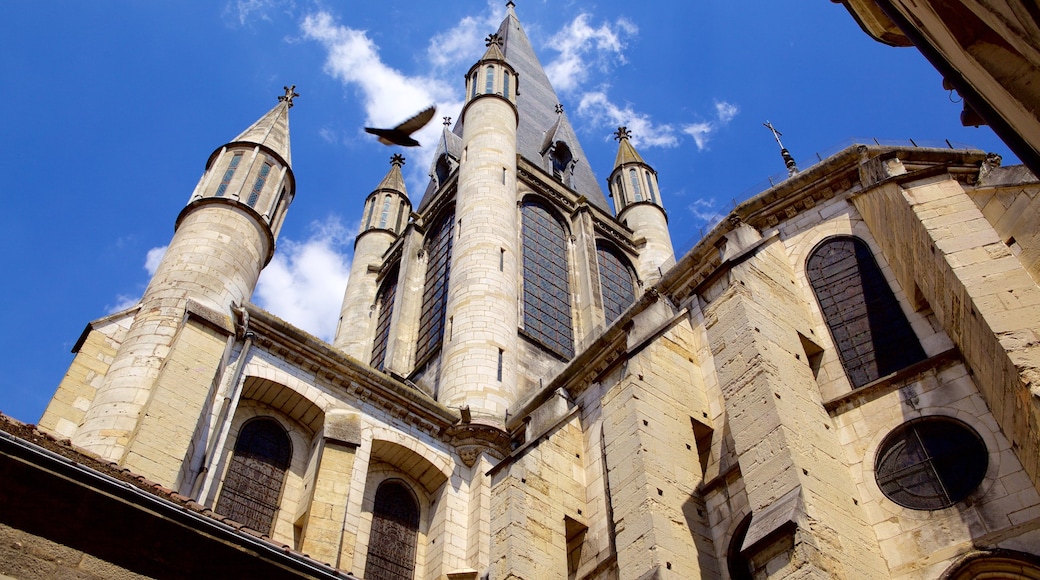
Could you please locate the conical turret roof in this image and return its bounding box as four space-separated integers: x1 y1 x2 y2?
375 154 408 197
613 127 646 168
232 86 295 166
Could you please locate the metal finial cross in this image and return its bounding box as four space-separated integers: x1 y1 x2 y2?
390 153 406 167
506 0 516 8
485 33 503 48
614 126 632 141
763 121 785 149
279 85 299 108
554 103 564 115
443 116 452 127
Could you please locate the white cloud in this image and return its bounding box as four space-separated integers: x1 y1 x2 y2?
106 244 167 313
255 216 353 342
145 246 167 276
544 15 637 93
688 198 726 227
577 91 678 148
715 101 738 124
301 11 465 191
681 100 739 151
427 1 505 70
683 122 714 151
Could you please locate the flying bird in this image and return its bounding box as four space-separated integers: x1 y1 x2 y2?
365 105 437 147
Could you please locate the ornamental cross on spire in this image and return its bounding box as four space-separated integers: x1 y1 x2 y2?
279 85 299 108
443 116 452 127
390 153 406 167
614 126 632 141
555 103 564 115
485 33 503 48
763 120 785 149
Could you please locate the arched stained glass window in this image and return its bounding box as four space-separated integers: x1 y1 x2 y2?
370 270 399 371
485 65 495 94
806 236 926 388
470 72 478 99
597 243 636 323
629 168 642 202
502 72 510 98
215 418 292 535
415 209 455 363
378 194 392 229
521 201 573 357
247 162 272 207
614 175 624 206
364 480 420 580
215 153 242 197
644 170 656 203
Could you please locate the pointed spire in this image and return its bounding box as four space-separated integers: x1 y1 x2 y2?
376 154 408 196
233 86 295 165
763 121 798 177
613 126 646 167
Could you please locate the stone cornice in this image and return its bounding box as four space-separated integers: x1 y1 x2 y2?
243 304 459 438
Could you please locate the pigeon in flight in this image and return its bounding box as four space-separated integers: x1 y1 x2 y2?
365 105 437 147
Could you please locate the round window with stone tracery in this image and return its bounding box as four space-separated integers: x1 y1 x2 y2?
874 417 988 510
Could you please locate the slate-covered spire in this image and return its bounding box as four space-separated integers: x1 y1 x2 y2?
418 4 611 213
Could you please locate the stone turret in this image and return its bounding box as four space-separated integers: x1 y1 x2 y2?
437 32 521 420
71 88 298 482
609 126 674 285
334 155 410 360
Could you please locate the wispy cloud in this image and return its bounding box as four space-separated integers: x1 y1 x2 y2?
682 100 739 151
255 216 353 342
577 91 678 148
223 0 293 27
301 11 465 188
426 0 505 71
544 14 636 93
688 198 726 226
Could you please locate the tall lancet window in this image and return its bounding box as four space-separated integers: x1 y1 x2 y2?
644 170 656 203
502 72 510 98
215 153 243 197
416 209 455 363
629 168 642 201
597 242 636 323
364 481 420 580
378 194 392 229
485 65 495 94
215 418 292 535
370 269 399 371
521 200 574 357
247 161 272 208
807 236 926 388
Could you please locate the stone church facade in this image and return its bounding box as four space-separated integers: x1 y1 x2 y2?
13 3 1040 579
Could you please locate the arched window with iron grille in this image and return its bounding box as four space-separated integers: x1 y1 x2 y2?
215 418 292 534
521 200 573 357
364 480 420 580
806 236 926 387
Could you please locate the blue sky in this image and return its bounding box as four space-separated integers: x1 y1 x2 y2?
0 1 1017 423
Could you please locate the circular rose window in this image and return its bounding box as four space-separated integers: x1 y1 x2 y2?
874 417 988 510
